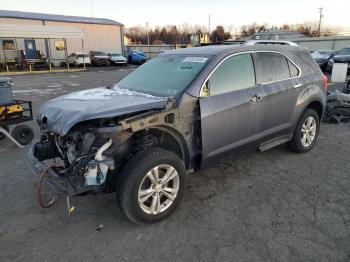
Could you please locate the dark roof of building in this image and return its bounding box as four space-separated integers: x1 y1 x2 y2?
0 10 123 26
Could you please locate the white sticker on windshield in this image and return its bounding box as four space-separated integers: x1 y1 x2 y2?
182 57 208 63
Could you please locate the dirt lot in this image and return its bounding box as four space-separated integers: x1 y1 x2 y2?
0 67 349 262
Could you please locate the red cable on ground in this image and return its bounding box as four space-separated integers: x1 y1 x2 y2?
36 163 63 208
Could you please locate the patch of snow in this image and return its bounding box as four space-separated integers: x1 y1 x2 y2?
60 87 160 101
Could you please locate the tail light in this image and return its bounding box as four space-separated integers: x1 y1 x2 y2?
322 75 328 92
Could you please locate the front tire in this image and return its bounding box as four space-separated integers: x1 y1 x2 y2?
288 108 320 153
117 148 187 224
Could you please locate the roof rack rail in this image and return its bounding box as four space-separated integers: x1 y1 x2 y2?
244 40 298 46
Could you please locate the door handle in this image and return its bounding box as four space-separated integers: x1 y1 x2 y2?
293 83 302 88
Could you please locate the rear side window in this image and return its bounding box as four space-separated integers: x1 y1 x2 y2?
253 52 291 84
209 53 255 96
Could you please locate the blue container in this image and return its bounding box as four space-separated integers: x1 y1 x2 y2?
0 77 13 105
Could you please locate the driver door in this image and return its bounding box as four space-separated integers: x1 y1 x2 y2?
199 53 265 163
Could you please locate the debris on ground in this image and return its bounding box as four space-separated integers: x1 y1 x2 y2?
95 224 104 232
323 79 350 123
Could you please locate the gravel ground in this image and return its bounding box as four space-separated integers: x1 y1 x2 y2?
0 68 349 262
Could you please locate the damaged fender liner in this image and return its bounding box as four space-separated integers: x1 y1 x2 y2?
116 95 200 170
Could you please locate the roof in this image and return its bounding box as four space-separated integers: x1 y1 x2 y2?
254 30 304 34
0 10 123 26
164 44 305 56
0 24 84 39
165 45 237 55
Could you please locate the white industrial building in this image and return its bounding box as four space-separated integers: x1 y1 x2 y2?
0 10 124 68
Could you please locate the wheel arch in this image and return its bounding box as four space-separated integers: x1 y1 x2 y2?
305 100 324 120
132 125 191 169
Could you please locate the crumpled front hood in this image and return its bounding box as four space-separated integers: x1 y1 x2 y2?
38 87 169 136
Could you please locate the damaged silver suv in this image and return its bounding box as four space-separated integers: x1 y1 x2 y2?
32 45 327 224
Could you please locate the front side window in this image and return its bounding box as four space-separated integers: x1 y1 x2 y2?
116 54 209 97
208 53 256 96
254 52 291 84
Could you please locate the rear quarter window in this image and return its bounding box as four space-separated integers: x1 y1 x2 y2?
288 60 299 77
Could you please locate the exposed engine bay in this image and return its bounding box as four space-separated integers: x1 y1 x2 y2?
33 122 118 198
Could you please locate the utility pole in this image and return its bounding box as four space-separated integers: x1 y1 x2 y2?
90 1 94 17
146 22 150 45
318 7 323 37
208 14 211 33
208 14 211 42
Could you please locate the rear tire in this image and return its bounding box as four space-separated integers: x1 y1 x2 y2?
288 108 320 153
117 148 187 224
11 124 34 145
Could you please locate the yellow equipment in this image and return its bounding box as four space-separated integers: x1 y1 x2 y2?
0 104 24 120
0 77 34 147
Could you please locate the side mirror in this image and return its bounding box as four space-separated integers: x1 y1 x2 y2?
200 80 211 97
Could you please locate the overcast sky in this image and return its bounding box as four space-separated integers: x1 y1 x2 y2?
1 0 349 29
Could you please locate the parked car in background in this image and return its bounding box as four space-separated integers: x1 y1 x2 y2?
311 50 337 71
89 50 110 66
33 45 327 224
327 46 350 72
128 50 147 65
108 52 127 65
68 52 91 66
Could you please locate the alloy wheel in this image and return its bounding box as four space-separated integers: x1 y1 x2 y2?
138 164 179 215
301 116 317 147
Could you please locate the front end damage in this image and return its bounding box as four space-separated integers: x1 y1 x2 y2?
32 121 124 197
29 89 200 211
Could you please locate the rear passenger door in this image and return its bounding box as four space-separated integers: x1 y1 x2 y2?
199 53 265 161
252 52 301 138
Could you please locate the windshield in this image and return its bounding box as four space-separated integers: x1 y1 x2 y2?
77 54 89 58
111 53 121 56
312 51 332 59
337 48 350 56
115 54 210 97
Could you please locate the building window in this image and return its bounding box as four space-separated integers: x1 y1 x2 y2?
2 40 15 50
55 40 65 51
